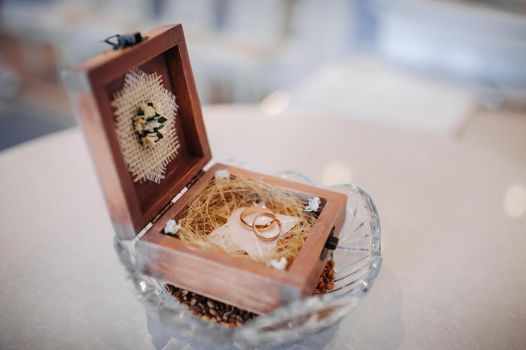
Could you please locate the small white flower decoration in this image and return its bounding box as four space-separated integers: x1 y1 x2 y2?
142 104 156 118
304 197 321 213
214 169 230 181
146 120 162 132
164 219 181 236
268 257 287 270
133 101 168 149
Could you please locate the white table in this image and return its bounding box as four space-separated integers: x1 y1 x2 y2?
1 105 525 349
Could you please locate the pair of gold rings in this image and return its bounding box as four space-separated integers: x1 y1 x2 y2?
240 207 282 241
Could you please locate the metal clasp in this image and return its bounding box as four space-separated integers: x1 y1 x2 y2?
103 32 143 50
320 226 338 260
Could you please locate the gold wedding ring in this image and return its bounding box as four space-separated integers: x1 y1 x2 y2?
239 207 282 242
251 212 281 241
240 207 275 230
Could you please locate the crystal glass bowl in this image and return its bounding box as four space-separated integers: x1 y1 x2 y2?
114 172 382 349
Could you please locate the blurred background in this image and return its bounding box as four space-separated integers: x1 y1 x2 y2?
0 0 525 165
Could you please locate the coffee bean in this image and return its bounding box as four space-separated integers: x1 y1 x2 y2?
164 259 334 327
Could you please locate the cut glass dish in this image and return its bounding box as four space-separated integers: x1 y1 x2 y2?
114 170 382 349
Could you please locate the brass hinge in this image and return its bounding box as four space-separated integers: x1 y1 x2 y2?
186 170 205 189
152 201 174 225
150 170 206 225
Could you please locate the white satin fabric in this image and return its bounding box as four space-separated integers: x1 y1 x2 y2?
209 207 299 262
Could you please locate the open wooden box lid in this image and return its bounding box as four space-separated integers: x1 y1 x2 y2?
65 25 211 239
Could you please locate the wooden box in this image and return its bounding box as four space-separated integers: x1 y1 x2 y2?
65 24 346 314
